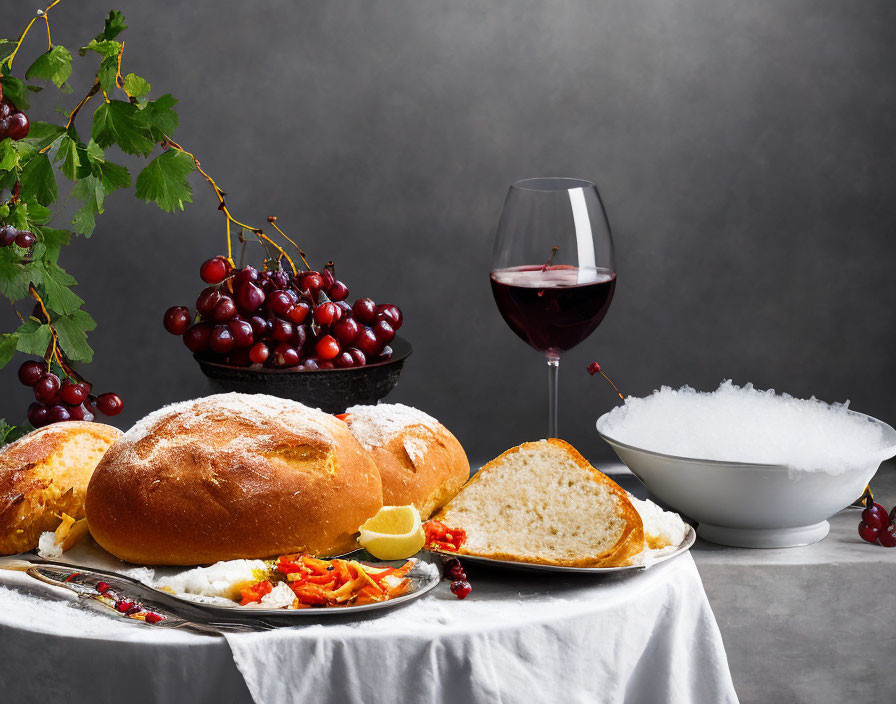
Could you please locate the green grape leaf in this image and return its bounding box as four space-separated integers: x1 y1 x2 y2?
0 332 18 369
38 260 83 315
24 201 51 225
23 121 66 151
14 318 52 356
83 39 122 59
24 46 73 89
91 100 155 155
18 153 58 204
70 174 106 236
0 139 16 171
135 149 194 212
53 310 96 363
0 75 29 110
33 226 70 263
95 11 128 42
139 94 179 141
85 139 131 192
57 133 92 180
123 73 150 98
0 251 41 299
97 55 119 94
0 419 30 446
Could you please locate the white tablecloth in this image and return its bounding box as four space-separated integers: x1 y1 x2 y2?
0 550 736 704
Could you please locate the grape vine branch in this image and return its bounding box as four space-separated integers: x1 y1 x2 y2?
0 4 307 442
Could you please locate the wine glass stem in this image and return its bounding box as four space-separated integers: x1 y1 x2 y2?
547 354 559 438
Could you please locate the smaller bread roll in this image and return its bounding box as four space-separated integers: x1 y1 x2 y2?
0 421 122 556
343 403 469 519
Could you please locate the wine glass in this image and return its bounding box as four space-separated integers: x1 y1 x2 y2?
490 177 616 438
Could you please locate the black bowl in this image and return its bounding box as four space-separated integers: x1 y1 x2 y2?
194 337 412 413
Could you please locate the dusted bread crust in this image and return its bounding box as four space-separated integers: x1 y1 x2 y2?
85 394 382 565
434 439 644 568
343 404 469 519
0 422 122 556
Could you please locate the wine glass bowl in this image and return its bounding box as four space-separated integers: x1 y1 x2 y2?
490 178 616 436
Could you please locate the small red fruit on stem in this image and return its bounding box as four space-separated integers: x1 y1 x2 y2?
586 361 625 400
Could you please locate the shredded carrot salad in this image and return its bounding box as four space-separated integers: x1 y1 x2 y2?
239 555 415 608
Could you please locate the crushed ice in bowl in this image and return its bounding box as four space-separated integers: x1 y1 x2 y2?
596 380 896 474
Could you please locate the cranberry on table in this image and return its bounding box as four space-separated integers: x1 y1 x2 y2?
450 580 472 600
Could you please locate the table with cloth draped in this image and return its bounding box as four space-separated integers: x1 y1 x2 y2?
0 545 736 704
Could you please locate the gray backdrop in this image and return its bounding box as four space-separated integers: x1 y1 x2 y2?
3 0 895 464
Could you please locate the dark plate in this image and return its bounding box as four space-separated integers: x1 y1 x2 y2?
194 336 411 413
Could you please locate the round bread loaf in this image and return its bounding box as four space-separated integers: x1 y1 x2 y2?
343 403 469 519
0 422 122 556
85 393 382 565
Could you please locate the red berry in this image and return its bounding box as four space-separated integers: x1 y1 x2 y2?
314 302 341 326
196 287 222 319
333 317 360 345
445 559 466 581
333 351 356 368
271 318 294 342
163 306 192 335
14 230 35 248
60 381 88 406
376 304 402 330
96 581 110 594
233 265 259 289
115 600 135 613
212 295 237 322
301 358 320 371
95 393 123 416
300 271 324 292
249 315 270 337
18 360 46 387
315 335 341 360
449 580 472 599
862 503 890 530
321 268 336 290
372 319 395 344
353 298 377 324
5 112 30 140
267 290 293 317
200 257 230 284
356 327 382 356
347 348 366 366
587 362 602 375
286 302 310 324
878 524 896 548
249 341 270 365
272 343 300 367
228 318 254 348
237 282 266 313
859 521 880 544
33 373 61 403
209 325 235 354
0 225 17 247
183 322 212 352
27 402 49 428
293 324 309 351
46 404 71 423
329 280 349 302
144 612 164 624
378 345 393 361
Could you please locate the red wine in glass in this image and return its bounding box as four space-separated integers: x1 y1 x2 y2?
490 264 616 355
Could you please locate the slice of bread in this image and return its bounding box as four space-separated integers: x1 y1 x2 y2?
432 439 644 567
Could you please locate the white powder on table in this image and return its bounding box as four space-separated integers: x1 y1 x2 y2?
598 380 896 474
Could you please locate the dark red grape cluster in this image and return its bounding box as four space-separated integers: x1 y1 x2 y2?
444 558 472 599
164 257 403 370
0 98 30 141
17 359 123 428
858 493 896 547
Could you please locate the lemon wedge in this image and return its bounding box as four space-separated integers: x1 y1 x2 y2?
358 505 425 560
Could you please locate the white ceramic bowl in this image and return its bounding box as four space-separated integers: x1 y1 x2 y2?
597 411 896 548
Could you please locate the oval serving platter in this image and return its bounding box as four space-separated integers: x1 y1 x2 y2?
427 525 696 574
